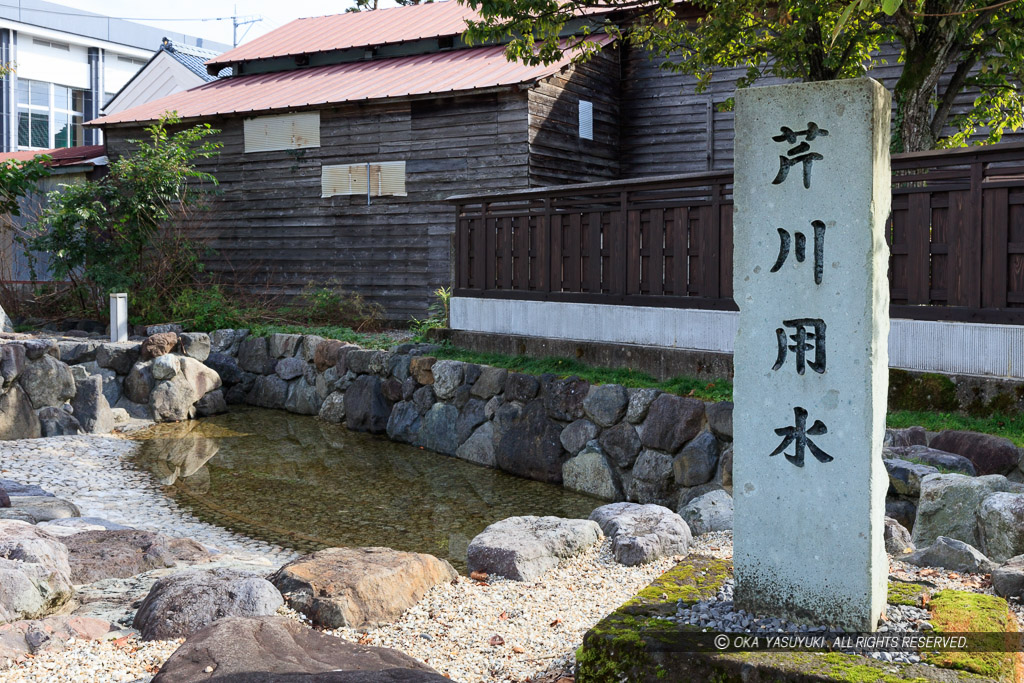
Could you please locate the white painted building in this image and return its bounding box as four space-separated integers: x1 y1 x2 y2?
103 39 229 116
0 0 228 152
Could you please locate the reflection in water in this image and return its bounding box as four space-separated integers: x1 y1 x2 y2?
130 408 600 569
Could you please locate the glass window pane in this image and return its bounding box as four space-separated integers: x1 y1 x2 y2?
16 80 29 105
17 111 30 147
31 112 49 148
72 116 83 147
54 113 69 147
72 90 85 114
30 81 48 107
54 85 69 110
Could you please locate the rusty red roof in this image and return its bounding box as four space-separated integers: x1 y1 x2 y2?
91 38 611 127
207 2 481 67
0 145 106 166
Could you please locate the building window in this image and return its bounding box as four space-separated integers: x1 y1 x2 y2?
322 161 406 199
16 79 85 149
243 112 320 153
579 100 593 140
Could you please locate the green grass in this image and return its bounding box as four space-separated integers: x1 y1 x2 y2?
888 409 1024 447
431 345 734 402
247 323 404 350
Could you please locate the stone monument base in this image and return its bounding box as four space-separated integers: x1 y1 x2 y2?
576 556 1018 683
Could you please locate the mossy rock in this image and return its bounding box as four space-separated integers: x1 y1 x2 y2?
923 590 1021 681
578 560 1008 682
888 580 932 607
889 370 960 412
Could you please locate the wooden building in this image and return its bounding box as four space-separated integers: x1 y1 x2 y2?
91 3 621 319
90 2 1020 319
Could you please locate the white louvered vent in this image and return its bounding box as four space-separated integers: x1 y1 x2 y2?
244 112 320 153
579 100 593 140
322 163 369 198
322 161 407 199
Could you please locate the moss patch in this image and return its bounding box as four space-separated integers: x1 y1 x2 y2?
623 558 733 611
888 580 931 607
889 369 960 412
923 590 1019 680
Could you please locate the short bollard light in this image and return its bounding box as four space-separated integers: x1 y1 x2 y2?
109 293 128 342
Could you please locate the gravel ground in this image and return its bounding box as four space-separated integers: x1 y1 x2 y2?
0 432 1018 682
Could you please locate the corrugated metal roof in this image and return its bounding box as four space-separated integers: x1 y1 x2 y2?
162 39 231 82
91 37 611 127
206 2 480 67
0 145 106 166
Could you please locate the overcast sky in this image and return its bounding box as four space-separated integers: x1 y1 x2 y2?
45 0 404 49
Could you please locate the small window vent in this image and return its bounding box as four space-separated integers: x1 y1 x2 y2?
117 55 147 66
322 161 406 200
578 100 593 140
438 36 454 50
244 112 321 153
33 38 70 51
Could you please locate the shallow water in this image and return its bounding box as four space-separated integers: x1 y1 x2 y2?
129 408 601 569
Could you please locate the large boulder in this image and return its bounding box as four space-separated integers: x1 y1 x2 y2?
992 555 1024 599
590 502 691 566
705 401 733 441
466 516 601 581
430 360 463 400
319 391 347 424
268 333 302 359
96 342 140 376
195 389 228 417
562 442 622 501
0 304 11 333
151 616 447 683
314 340 353 373
929 431 1021 476
204 352 243 386
7 496 79 522
178 333 211 362
672 431 719 487
561 419 599 456
270 547 456 629
884 426 928 448
884 458 939 498
209 329 247 356
284 377 322 416
62 529 210 584
0 521 74 621
18 355 74 409
679 489 733 535
237 336 275 375
70 374 114 434
123 360 156 404
0 558 75 623
415 403 459 455
345 375 392 434
494 400 566 484
582 384 628 427
904 536 997 574
247 375 288 410
976 492 1024 563
37 407 82 437
912 474 1024 549
470 366 506 399
627 449 676 506
544 376 589 422
150 374 198 422
887 445 977 476
884 517 915 556
640 394 705 453
455 422 496 468
599 422 642 470
0 386 41 440
0 344 27 387
140 332 179 361
133 567 284 640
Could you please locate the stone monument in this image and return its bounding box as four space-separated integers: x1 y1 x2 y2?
732 79 891 631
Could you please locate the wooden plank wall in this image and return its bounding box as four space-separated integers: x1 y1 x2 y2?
104 92 531 320
619 43 1022 178
528 46 621 185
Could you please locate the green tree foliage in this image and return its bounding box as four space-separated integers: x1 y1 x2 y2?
22 114 221 317
461 0 1024 151
0 158 49 218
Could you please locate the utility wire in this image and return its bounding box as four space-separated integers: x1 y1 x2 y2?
0 2 248 22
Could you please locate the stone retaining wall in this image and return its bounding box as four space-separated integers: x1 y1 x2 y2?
201 330 734 512
0 327 222 440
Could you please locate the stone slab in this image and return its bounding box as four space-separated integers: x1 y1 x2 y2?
732 79 891 631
